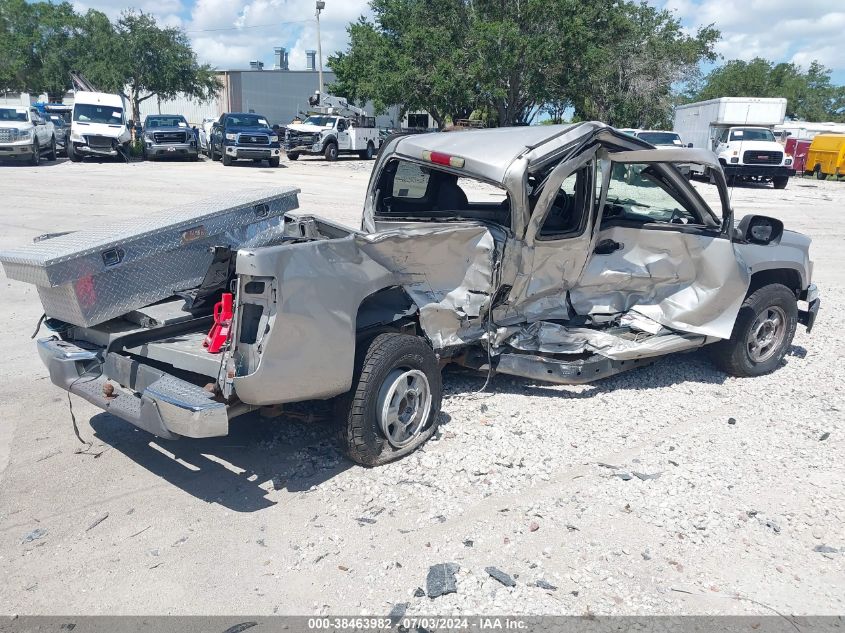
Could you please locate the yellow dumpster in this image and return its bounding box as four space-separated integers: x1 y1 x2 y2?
806 133 845 180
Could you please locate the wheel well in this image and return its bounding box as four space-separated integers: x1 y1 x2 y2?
747 268 802 298
355 286 418 335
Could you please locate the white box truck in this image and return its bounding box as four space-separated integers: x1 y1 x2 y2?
673 97 795 189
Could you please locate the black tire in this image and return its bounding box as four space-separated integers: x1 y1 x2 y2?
286 152 299 161
47 136 57 161
773 176 788 189
29 139 40 166
222 152 233 166
710 283 798 377
335 333 442 466
324 142 338 161
68 142 82 162
366 142 375 159
210 142 219 161
252 158 263 163
268 156 280 167
815 167 827 181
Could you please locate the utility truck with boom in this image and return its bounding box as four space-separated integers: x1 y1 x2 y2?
674 97 795 188
284 91 381 161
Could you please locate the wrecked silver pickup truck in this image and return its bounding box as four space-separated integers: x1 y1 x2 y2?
0 122 820 466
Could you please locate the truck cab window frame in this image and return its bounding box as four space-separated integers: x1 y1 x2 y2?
374 157 511 228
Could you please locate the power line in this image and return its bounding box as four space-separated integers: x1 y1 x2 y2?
185 18 313 34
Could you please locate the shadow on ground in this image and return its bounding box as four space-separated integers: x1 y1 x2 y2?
90 407 349 513
88 344 804 512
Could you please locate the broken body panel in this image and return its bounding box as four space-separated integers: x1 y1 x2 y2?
3 122 817 442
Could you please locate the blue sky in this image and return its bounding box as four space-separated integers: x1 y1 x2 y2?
69 0 845 84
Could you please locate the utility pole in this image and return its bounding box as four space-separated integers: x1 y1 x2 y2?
315 1 325 93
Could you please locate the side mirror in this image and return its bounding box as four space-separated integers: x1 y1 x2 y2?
735 214 784 245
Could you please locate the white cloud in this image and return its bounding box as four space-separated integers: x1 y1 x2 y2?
655 0 845 76
184 0 371 69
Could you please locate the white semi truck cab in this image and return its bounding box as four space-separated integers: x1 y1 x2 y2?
711 126 794 188
674 97 796 189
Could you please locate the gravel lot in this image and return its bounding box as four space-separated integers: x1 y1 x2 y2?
0 155 842 616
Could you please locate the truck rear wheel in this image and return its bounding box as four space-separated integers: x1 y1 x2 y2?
815 167 827 181
324 142 338 161
335 333 442 466
68 142 82 162
710 283 797 377
47 136 57 161
773 176 788 189
286 152 299 161
359 142 375 160
268 156 280 167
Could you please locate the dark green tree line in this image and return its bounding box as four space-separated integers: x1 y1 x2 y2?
330 0 719 128
689 57 845 121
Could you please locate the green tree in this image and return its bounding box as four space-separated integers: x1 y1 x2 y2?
329 0 475 128
0 3 220 121
0 0 36 93
111 11 220 124
331 0 718 129
566 0 719 128
693 57 845 121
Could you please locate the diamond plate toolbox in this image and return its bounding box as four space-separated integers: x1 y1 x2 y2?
0 187 299 327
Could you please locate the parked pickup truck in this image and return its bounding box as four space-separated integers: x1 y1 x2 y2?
3 122 820 466
209 112 281 167
285 114 381 161
0 105 57 165
141 114 199 161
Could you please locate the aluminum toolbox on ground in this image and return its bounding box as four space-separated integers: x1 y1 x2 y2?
0 187 299 327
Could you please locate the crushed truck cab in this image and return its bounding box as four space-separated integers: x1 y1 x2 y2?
0 122 819 466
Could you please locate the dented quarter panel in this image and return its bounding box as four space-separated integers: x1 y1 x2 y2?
232 217 500 405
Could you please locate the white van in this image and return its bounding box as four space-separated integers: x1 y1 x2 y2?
68 91 132 161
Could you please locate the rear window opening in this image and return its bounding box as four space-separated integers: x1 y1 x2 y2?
374 158 510 227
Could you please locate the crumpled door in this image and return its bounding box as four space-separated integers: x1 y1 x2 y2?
569 153 749 339
500 147 600 323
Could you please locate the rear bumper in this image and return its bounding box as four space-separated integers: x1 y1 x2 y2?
798 284 820 333
38 337 229 439
723 164 795 178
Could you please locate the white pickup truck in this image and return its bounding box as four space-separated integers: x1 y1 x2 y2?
0 105 57 165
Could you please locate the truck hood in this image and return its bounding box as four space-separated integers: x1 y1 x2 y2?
0 122 33 132
286 124 325 133
227 125 273 135
725 140 784 153
144 125 191 134
72 121 127 139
